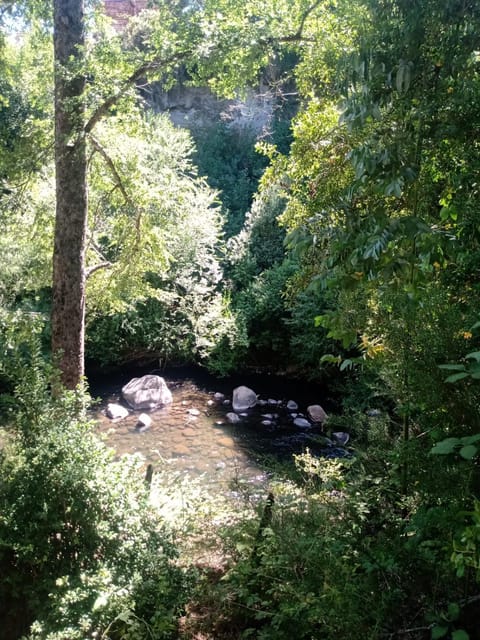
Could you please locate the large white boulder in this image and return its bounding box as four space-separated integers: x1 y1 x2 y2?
232 386 257 412
122 375 173 410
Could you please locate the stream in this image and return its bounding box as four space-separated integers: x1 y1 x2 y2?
89 365 343 496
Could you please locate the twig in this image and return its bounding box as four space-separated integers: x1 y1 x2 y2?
88 135 132 206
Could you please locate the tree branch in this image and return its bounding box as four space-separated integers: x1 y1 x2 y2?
83 50 191 136
89 134 132 205
86 261 112 279
294 0 324 40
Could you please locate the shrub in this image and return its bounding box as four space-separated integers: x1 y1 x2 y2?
0 320 190 639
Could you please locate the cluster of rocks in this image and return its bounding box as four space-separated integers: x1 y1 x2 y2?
104 375 350 457
222 385 329 429
106 374 173 431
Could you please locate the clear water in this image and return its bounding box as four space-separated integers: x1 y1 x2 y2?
90 366 336 494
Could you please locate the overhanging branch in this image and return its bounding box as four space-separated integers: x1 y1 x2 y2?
86 261 112 278
89 134 132 205
83 50 191 135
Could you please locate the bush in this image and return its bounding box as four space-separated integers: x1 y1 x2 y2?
212 449 471 640
0 321 190 639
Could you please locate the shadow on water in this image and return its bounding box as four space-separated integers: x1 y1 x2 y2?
87 363 344 493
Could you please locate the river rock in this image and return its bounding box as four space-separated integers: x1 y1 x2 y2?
106 403 129 420
122 375 173 410
332 431 350 446
287 400 299 411
294 417 312 429
226 412 241 424
307 404 328 423
232 386 257 412
136 413 152 429
187 408 201 416
214 392 225 402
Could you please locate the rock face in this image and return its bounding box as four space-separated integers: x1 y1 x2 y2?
307 404 328 424
122 375 173 411
232 386 257 412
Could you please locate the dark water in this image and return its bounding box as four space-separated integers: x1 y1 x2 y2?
88 364 340 492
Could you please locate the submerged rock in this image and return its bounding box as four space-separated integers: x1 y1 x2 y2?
122 375 173 410
232 386 257 412
226 412 241 424
287 400 299 411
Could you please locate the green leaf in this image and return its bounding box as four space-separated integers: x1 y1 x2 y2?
460 434 480 445
447 602 460 620
432 625 449 639
438 364 466 371
466 351 480 362
445 372 469 383
431 438 460 455
452 630 469 640
459 444 478 460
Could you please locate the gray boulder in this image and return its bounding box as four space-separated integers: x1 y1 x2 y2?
232 386 257 412
307 404 328 423
122 375 173 411
294 417 312 429
332 431 350 446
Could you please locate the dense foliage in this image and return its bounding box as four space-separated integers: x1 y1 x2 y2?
0 317 191 640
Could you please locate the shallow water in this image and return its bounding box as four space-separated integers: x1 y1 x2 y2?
90 365 337 494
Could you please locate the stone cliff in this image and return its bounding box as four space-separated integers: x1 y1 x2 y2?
103 0 280 134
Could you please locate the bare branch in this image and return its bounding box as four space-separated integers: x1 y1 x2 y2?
294 0 324 40
86 261 112 279
89 134 132 206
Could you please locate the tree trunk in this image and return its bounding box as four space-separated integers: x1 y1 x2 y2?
52 0 87 389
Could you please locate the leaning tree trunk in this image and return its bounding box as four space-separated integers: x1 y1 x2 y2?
52 0 87 389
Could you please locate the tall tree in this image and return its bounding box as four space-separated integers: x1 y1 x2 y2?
52 0 87 388
48 0 322 388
